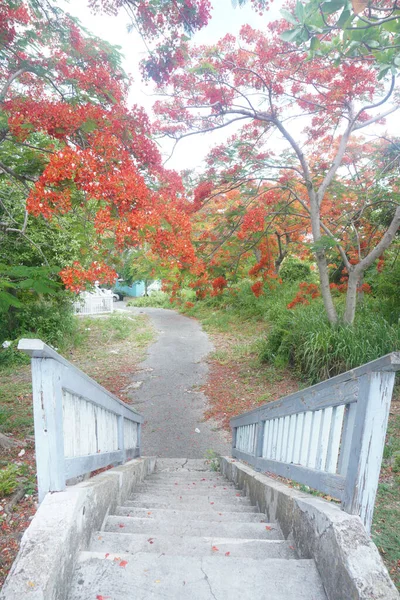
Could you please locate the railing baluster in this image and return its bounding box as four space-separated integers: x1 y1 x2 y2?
292 413 303 464
286 414 296 463
326 405 345 474
231 353 400 531
316 407 332 471
262 420 270 457
307 410 322 468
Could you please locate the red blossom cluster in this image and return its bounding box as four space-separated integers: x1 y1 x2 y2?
287 282 320 309
59 262 117 293
211 276 228 295
2 2 197 291
251 281 264 297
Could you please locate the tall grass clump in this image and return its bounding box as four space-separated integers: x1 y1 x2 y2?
258 297 400 384
127 291 170 308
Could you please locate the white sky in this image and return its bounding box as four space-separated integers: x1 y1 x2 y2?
62 0 398 173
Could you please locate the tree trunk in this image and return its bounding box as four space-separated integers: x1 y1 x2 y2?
343 271 359 325
315 251 339 324
309 189 339 325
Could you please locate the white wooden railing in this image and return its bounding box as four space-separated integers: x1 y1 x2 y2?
19 339 143 502
231 353 400 532
73 293 114 316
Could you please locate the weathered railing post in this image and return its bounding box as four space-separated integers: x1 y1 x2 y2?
342 370 396 532
19 339 143 503
31 357 66 502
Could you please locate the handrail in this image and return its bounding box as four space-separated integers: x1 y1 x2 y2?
19 338 143 502
230 352 400 532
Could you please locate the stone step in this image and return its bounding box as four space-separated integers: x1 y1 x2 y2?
115 506 267 523
70 553 327 600
104 516 283 539
128 493 251 506
132 484 243 496
148 472 225 481
144 479 235 488
125 499 258 513
91 532 297 559
154 458 216 472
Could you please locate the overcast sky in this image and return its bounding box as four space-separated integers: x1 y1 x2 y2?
61 0 282 171
62 1 398 174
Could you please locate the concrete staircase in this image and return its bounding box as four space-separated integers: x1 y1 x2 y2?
68 459 327 599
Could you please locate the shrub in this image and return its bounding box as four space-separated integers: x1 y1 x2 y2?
279 257 312 282
127 291 170 308
0 464 20 496
0 343 30 368
16 295 77 350
258 297 400 383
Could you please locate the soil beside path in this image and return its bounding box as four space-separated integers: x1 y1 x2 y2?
123 307 230 458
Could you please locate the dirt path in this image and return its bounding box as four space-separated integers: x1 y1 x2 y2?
124 307 230 458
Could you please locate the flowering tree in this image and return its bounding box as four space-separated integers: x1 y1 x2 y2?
88 0 212 81
0 1 195 293
153 8 400 324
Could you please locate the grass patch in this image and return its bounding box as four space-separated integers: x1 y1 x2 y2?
0 463 36 497
372 413 400 590
127 291 170 308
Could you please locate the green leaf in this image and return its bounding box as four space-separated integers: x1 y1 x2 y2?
377 65 391 80
280 28 300 42
190 62 217 75
81 118 97 133
336 9 352 28
280 9 298 25
295 2 305 23
310 37 321 51
0 291 22 309
382 19 400 33
321 0 346 15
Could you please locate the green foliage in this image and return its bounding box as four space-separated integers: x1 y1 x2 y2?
0 291 79 365
0 264 60 311
0 464 20 496
14 294 78 349
279 258 312 283
278 0 400 76
127 291 170 308
0 463 36 497
0 344 30 369
367 251 400 324
0 406 12 429
186 274 399 384
204 449 220 472
258 298 400 383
